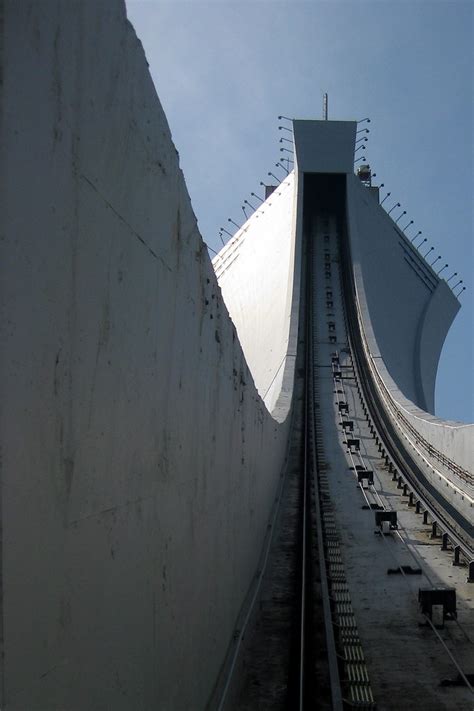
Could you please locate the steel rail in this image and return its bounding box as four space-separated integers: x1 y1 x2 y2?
348 287 473 488
331 361 386 511
378 520 474 695
306 224 344 711
353 396 474 690
393 524 474 645
332 319 474 649
332 215 474 693
337 335 474 647
299 319 309 710
350 308 473 561
338 219 473 566
336 335 474 648
368 355 472 487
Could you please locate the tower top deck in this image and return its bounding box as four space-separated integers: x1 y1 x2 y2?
293 119 357 174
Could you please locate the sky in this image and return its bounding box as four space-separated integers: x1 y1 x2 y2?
126 0 473 423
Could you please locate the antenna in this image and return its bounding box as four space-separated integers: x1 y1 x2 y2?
323 93 328 120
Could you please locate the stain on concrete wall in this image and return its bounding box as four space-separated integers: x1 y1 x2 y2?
213 172 300 420
0 2 292 708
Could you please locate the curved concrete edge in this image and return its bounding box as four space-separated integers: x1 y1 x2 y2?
269 170 304 422
346 175 462 412
346 176 473 485
415 278 460 416
213 171 301 422
1 3 294 709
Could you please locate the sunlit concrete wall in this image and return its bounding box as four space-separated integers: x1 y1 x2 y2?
213 172 301 421
0 2 293 709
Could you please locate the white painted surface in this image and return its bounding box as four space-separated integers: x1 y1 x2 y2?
347 174 460 414
346 174 473 501
0 2 292 708
213 172 300 419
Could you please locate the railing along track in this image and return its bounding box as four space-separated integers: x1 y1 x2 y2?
338 211 473 575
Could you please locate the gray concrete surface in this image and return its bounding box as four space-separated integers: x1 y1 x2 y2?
291 118 472 508
0 2 295 708
213 171 301 420
347 174 473 501
293 120 357 174
2 5 471 708
312 216 473 710
346 173 460 415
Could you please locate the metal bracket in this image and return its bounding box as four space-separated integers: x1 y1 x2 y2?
357 470 374 486
374 510 398 531
418 587 457 621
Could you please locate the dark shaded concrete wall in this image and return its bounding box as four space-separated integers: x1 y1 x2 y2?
0 2 292 707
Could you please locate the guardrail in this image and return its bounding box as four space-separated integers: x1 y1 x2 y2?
354 300 473 490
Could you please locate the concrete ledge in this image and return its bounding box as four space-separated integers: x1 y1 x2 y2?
346 175 473 510
213 172 301 421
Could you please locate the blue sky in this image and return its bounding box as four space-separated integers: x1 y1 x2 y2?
126 0 473 423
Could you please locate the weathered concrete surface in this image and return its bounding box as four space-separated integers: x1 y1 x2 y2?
213 172 301 420
346 174 473 506
292 121 462 423
291 118 471 524
0 2 293 708
347 174 460 415
312 213 473 711
293 119 357 174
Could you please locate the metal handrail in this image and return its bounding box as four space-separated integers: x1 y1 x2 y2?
354 298 473 489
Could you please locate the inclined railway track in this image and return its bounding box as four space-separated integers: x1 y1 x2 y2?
305 212 376 709
338 211 474 572
334 210 474 700
298 206 473 707
222 200 472 710
299 229 344 710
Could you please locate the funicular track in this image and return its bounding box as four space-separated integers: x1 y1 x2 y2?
304 206 376 710
222 188 376 710
338 198 474 568
306 187 473 706
221 174 473 711
326 178 473 704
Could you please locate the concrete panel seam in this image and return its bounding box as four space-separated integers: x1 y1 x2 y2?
80 173 172 271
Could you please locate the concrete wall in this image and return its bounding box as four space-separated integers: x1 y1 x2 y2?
346 174 473 499
0 2 293 708
293 120 357 174
213 171 301 420
346 174 460 414
282 116 471 504
291 124 471 494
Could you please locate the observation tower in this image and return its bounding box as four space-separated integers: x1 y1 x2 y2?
2 2 472 709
